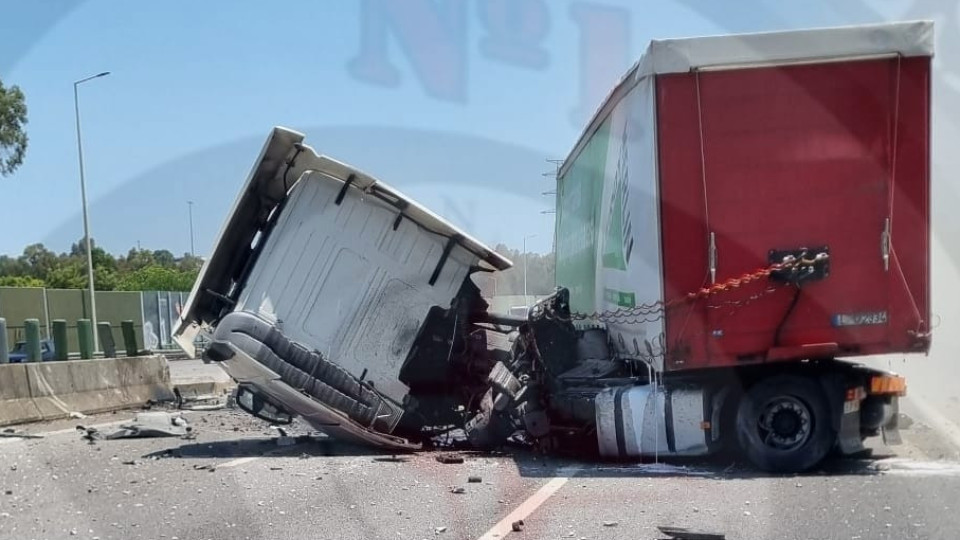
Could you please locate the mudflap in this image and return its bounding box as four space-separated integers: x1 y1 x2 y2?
881 397 902 445
837 399 865 455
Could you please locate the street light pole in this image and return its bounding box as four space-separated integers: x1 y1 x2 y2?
74 71 110 353
522 234 537 309
187 201 195 257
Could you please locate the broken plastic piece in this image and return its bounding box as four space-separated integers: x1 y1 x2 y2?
101 412 193 439
436 454 465 464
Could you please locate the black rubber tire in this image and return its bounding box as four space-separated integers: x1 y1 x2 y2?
736 375 835 473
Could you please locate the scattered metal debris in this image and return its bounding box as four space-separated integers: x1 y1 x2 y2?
657 526 725 540
436 454 464 464
511 519 525 532
77 412 194 442
450 486 466 494
602 520 618 527
467 476 482 483
0 429 43 439
121 460 139 466
434 526 447 534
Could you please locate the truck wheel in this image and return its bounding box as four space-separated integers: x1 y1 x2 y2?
735 375 834 473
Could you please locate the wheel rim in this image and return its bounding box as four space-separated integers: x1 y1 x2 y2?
756 395 813 451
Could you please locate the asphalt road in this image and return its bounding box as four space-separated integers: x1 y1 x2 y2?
1 402 959 540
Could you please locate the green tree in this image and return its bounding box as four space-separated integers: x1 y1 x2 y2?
0 79 28 176
152 249 176 268
119 248 155 272
0 275 44 287
19 243 57 279
44 259 86 289
117 265 197 292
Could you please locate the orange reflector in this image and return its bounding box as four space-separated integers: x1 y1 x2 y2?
869 375 907 396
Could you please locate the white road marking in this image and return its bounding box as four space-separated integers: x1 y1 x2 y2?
476 467 581 540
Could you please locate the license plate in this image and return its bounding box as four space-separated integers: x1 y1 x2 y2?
832 311 888 327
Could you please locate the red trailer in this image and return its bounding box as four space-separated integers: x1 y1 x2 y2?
554 20 933 470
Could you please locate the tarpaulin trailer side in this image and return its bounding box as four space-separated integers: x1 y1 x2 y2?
555 20 933 372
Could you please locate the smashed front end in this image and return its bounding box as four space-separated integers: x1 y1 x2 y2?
173 127 648 454
174 128 580 450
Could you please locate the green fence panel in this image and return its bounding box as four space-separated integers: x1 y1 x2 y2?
0 287 48 348
95 291 144 353
45 289 87 354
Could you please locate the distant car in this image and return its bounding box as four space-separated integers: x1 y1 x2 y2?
7 339 56 362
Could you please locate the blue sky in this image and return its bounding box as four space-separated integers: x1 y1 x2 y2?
0 0 954 257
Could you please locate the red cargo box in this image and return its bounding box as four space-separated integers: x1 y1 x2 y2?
555 21 933 372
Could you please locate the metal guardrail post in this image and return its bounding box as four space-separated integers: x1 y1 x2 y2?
52 319 69 361
24 318 42 362
121 320 138 357
97 321 117 358
77 319 94 360
0 318 8 364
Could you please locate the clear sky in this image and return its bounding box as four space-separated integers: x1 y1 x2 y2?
0 0 955 258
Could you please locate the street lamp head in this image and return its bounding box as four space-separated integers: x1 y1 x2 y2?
75 72 112 85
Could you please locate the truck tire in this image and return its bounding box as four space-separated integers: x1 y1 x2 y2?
735 375 835 473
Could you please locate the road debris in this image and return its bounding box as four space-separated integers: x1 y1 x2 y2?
449 487 466 494
467 476 482 483
657 526 726 540
121 460 139 466
511 519 525 532
435 454 464 464
79 412 194 441
69 411 87 419
435 526 447 534
0 429 43 439
193 464 216 472
602 520 618 527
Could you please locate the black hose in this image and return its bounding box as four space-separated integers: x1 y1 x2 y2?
773 285 802 347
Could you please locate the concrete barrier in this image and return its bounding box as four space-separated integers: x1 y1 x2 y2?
0 363 43 425
0 356 176 427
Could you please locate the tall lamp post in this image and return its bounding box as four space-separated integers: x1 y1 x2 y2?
522 234 537 310
74 71 110 352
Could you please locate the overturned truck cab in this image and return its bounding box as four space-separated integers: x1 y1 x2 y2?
168 127 545 447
